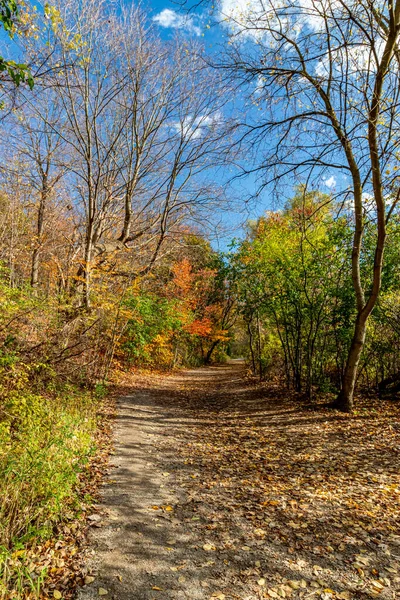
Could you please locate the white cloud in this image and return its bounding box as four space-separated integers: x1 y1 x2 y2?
172 111 223 140
218 0 387 56
315 41 385 79
219 0 327 40
324 175 336 189
342 192 391 214
153 9 201 36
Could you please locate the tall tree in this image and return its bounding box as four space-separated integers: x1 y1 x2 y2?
217 0 400 410
34 0 229 308
0 91 66 288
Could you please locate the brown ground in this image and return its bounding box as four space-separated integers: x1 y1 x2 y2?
76 362 400 600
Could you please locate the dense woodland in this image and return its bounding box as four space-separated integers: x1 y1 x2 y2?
0 0 400 596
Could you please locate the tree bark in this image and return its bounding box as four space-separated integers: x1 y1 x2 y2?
247 317 256 374
334 4 399 410
83 228 93 310
334 313 367 411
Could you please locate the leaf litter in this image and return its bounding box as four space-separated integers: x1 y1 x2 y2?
150 363 400 600
55 363 400 600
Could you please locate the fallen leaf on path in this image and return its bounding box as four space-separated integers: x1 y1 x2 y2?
370 580 385 592
203 543 216 551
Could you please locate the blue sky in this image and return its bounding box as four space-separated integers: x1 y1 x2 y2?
145 0 344 248
0 0 342 251
143 0 272 249
0 1 258 250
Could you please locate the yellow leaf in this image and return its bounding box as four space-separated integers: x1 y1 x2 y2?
53 592 62 600
203 543 215 551
371 581 384 591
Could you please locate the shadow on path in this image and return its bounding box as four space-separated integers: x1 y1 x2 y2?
76 362 400 600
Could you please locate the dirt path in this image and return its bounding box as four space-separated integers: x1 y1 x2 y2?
76 363 243 600
76 362 400 600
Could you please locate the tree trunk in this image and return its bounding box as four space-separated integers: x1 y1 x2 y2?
247 318 256 374
256 312 263 381
83 216 95 310
31 247 41 289
84 238 92 310
205 340 220 365
334 313 367 411
334 11 400 410
31 174 48 289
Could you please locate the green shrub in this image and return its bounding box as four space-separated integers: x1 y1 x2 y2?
0 387 97 595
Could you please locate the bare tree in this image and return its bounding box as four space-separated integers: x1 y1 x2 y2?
0 92 66 289
215 0 400 410
39 0 229 307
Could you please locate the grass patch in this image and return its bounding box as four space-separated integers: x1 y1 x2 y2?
0 387 98 598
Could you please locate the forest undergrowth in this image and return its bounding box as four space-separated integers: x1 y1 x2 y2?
0 382 114 599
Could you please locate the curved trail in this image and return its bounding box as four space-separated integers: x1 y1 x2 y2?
77 363 246 600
